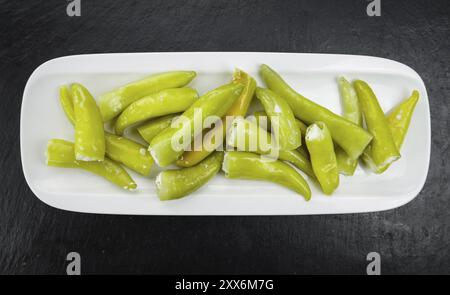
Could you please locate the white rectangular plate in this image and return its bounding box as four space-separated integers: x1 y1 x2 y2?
21 52 430 215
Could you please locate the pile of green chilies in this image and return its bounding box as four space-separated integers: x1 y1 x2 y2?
46 65 419 201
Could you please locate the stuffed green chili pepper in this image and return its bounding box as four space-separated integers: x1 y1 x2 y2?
335 77 362 176
46 139 136 190
260 64 372 160
149 83 244 167
353 80 400 173
176 69 256 168
156 151 223 201
99 71 196 122
227 117 314 177
222 151 311 200
72 83 105 162
105 132 154 176
136 113 179 144
305 122 339 195
114 88 198 135
378 90 419 173
255 87 302 150
57 86 153 175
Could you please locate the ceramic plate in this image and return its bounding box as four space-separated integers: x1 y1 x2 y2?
20 52 430 215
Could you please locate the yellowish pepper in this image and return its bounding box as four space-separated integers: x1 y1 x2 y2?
176 69 256 167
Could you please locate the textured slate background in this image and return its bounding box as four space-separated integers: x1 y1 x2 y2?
0 0 449 274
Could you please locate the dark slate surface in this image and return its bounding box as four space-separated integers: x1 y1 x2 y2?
0 0 448 274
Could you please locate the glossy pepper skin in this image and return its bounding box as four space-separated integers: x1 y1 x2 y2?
227 117 314 177
72 83 106 162
46 139 137 190
305 122 339 195
149 83 244 167
176 69 256 167
256 87 301 150
156 151 223 201
105 132 154 176
250 111 272 130
99 71 196 122
378 90 419 173
222 151 311 200
136 113 179 144
260 64 372 160
114 88 198 135
353 80 400 173
335 77 362 176
59 86 75 125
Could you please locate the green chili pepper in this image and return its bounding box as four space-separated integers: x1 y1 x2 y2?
105 132 154 176
114 88 198 135
335 77 362 176
72 83 105 162
176 69 256 168
57 88 153 175
378 90 419 173
149 83 244 167
136 113 179 144
353 80 400 173
59 85 75 125
255 87 302 150
99 71 196 122
338 77 362 125
46 139 78 168
295 118 308 135
46 139 137 190
156 151 223 201
222 151 311 200
335 148 357 176
305 122 339 195
260 64 372 160
227 117 314 177
279 149 314 178
387 90 419 149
